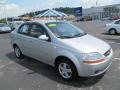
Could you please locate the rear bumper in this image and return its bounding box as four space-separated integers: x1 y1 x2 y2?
0 30 12 33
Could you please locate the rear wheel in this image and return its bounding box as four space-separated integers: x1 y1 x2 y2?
14 45 24 59
109 29 117 35
56 58 77 81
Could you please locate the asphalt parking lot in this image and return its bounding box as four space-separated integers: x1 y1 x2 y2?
0 21 120 90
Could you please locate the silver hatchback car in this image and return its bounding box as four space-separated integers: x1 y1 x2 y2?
10 20 113 80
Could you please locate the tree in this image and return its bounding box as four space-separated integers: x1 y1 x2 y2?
0 18 6 23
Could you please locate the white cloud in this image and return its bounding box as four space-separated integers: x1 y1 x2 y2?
75 0 117 8
47 0 69 8
6 4 19 11
2 3 19 11
47 1 58 8
0 0 119 18
46 0 114 9
0 3 28 18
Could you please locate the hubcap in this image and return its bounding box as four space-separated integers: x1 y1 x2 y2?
110 30 115 34
15 47 20 57
58 63 72 79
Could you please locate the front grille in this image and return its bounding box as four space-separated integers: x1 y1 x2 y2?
104 49 111 57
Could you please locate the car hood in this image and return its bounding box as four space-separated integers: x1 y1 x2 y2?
60 34 111 54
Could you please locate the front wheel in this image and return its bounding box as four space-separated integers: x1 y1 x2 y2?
109 29 117 35
56 59 78 81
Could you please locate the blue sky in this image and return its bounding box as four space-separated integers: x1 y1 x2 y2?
0 0 120 18
6 0 80 11
6 0 120 9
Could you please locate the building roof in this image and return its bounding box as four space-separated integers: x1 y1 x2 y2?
36 9 67 17
29 20 65 25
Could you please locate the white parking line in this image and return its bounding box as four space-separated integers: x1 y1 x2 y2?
0 61 13 69
114 58 120 60
18 88 22 90
108 41 120 44
22 69 29 72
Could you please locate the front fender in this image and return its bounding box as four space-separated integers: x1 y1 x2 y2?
54 50 82 76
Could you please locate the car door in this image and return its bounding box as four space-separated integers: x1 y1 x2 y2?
17 23 33 57
28 23 54 65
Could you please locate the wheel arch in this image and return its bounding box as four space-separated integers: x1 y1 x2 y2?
13 43 18 48
55 56 72 65
54 55 79 76
109 28 117 32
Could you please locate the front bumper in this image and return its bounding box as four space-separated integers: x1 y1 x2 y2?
78 50 113 77
104 27 109 33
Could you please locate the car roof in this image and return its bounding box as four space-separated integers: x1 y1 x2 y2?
28 20 65 25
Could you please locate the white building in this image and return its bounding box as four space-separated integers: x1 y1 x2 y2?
83 4 120 20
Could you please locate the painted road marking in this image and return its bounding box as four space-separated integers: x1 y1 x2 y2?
114 58 120 60
0 61 13 69
108 41 120 44
18 88 22 90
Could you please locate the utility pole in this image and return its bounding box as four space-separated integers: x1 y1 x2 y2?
96 0 101 20
0 0 8 23
96 0 99 6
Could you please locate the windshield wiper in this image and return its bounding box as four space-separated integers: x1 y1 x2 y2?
73 33 81 37
58 36 73 39
73 33 87 37
58 33 87 39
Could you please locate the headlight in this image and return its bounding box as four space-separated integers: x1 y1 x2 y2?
81 52 105 64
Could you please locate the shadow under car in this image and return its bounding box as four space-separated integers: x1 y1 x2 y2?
6 52 105 88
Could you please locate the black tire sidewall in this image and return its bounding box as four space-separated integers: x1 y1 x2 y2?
14 46 23 59
56 59 77 81
109 29 117 35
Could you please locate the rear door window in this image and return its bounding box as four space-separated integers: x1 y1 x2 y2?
18 24 30 35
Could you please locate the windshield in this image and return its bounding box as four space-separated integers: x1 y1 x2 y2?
46 22 86 39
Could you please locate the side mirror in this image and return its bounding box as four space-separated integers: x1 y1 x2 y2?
38 35 49 41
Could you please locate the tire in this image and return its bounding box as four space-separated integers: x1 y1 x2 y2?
14 45 24 59
56 58 78 81
109 29 117 35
